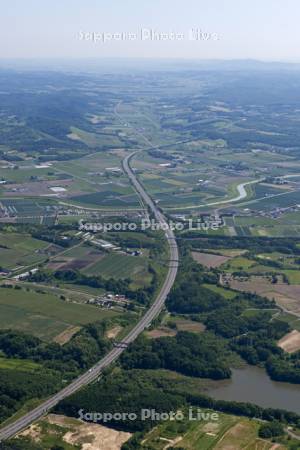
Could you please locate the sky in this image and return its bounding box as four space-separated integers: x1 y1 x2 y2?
1 0 299 61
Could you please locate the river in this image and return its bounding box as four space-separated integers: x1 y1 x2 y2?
205 365 300 414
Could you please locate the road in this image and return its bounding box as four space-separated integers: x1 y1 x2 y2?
285 427 300 441
0 151 179 441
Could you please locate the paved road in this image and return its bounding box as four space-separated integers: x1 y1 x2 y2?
0 152 179 441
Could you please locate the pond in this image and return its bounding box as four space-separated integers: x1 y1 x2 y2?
206 365 300 414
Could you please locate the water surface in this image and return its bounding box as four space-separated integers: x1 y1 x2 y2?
206 365 300 414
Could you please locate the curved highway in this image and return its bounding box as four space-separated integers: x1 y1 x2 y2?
0 152 179 441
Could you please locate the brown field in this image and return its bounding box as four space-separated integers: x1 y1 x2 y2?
147 326 177 339
270 294 300 316
147 320 205 339
278 330 300 353
213 421 284 450
47 257 75 271
20 414 132 450
215 422 256 449
229 276 300 316
106 325 123 339
261 182 292 191
47 250 104 272
173 318 206 333
192 251 232 268
205 248 247 257
53 325 81 345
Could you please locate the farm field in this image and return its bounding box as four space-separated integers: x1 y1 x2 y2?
132 147 256 211
67 126 124 148
18 281 105 304
282 269 300 284
191 251 232 268
146 326 177 339
220 256 255 271
18 414 132 450
204 248 247 257
254 225 300 238
0 231 50 270
53 151 142 209
15 409 286 450
278 211 300 225
253 182 291 198
278 330 300 354
202 283 237 299
142 409 283 450
1 178 76 198
216 247 300 278
221 216 300 238
69 189 140 208
0 149 144 211
0 286 118 341
108 230 157 246
54 152 123 177
147 317 205 339
46 243 104 272
218 252 299 273
242 189 300 211
229 276 300 315
53 282 106 297
83 252 150 282
256 251 297 263
276 312 300 331
0 198 58 219
233 216 277 227
0 166 73 184
169 317 206 333
0 357 41 372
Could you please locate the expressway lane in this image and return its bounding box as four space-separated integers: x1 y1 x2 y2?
0 150 179 441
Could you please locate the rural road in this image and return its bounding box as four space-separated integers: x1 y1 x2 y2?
0 151 179 441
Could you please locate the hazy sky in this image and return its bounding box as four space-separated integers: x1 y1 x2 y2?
1 0 299 61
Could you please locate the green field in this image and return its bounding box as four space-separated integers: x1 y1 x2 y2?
68 126 123 148
233 216 276 227
205 248 247 257
0 198 57 217
11 407 283 450
0 167 56 183
274 312 300 332
0 286 118 341
0 232 49 270
222 214 300 237
221 256 255 271
83 252 150 281
0 356 41 372
19 281 105 304
243 189 300 211
55 151 122 175
218 249 300 281
143 408 278 450
202 283 237 299
282 269 300 284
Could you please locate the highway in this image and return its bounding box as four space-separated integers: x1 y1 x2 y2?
0 151 179 441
